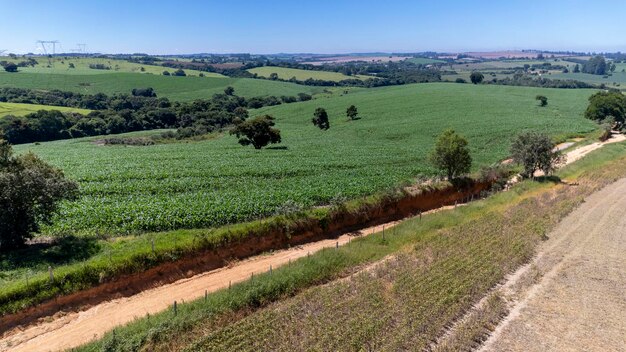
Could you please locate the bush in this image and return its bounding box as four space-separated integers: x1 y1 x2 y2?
2 62 18 73
162 70 170 76
510 132 563 178
297 93 312 101
455 78 466 83
536 95 548 107
131 88 157 98
0 140 78 251
173 69 186 77
470 72 484 84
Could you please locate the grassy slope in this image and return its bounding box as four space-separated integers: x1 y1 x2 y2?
13 83 597 236
0 102 91 116
407 57 445 65
75 142 626 352
1 57 224 77
550 71 626 88
0 72 319 101
248 66 370 81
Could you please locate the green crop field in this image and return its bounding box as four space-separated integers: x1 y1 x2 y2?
550 71 626 89
14 83 598 236
0 102 91 117
0 56 224 78
406 57 445 65
248 66 371 81
0 71 320 101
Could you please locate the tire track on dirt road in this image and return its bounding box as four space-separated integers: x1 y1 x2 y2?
479 178 626 352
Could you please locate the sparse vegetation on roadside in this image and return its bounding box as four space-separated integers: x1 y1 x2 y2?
510 132 563 178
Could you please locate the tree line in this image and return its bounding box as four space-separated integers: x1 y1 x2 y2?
0 87 308 144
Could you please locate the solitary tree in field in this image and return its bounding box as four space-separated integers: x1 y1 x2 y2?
346 105 358 120
536 95 548 107
230 115 281 149
312 108 330 130
470 72 484 84
573 64 580 73
428 129 472 180
510 132 563 178
0 140 78 251
162 70 171 76
173 69 186 77
224 86 235 96
3 62 18 73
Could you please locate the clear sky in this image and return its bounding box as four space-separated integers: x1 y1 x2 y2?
1 0 625 55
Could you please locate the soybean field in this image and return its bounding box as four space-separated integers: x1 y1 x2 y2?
15 83 598 236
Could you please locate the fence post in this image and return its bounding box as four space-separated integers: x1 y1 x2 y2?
336 241 339 249
229 280 231 290
205 290 208 302
269 265 272 275
48 266 54 284
382 226 385 240
173 301 177 316
151 238 155 254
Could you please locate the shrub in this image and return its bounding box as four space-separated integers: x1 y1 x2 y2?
470 72 484 84
0 140 78 251
510 132 563 178
536 95 548 107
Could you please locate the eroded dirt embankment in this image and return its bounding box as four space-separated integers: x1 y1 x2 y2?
0 180 492 336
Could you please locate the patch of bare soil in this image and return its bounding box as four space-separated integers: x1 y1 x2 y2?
0 222 401 352
478 177 626 352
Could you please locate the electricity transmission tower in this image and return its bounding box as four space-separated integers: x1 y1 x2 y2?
36 40 60 56
36 40 60 66
77 43 87 53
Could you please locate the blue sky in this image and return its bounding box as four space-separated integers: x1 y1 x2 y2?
1 0 625 54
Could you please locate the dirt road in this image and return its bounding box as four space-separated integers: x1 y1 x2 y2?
1 135 624 352
0 222 400 352
479 178 626 352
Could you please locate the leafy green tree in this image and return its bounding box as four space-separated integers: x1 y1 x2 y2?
224 86 235 96
510 132 562 178
269 73 279 80
3 62 18 73
573 64 580 73
162 70 170 76
582 55 607 75
230 115 281 149
312 108 330 130
172 69 186 77
470 72 484 84
0 140 78 251
584 91 626 125
346 105 358 120
536 95 548 107
428 129 472 180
